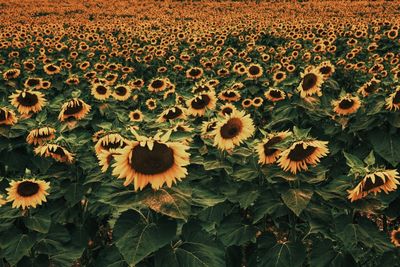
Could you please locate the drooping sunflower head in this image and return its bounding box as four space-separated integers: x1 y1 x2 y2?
201 118 219 139
347 170 400 202
111 135 190 190
34 144 74 163
157 105 187 122
58 98 91 122
0 107 18 126
129 109 144 122
332 94 361 116
9 89 46 114
246 63 263 79
186 92 217 117
212 110 255 151
218 89 241 102
391 228 400 247
112 84 132 101
257 131 291 165
3 68 21 80
6 178 50 209
26 127 56 145
386 87 400 111
297 68 324 98
24 77 43 89
277 140 329 174
91 83 111 100
357 78 380 97
94 133 128 154
97 150 121 173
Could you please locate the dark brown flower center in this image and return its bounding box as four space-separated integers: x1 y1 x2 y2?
164 107 183 120
302 73 318 91
130 142 174 175
319 66 331 75
270 90 283 98
106 75 116 81
17 92 39 107
191 95 211 110
394 231 400 241
338 99 354 110
102 139 126 150
189 68 201 77
49 146 66 156
263 136 283 156
27 78 41 87
393 91 400 105
363 175 385 191
17 181 40 197
132 113 140 120
96 85 108 95
254 99 261 104
0 109 7 121
287 143 317 161
151 79 164 89
115 86 127 96
206 121 217 132
222 107 233 115
220 118 243 139
64 101 84 115
365 82 377 93
275 73 284 80
193 85 210 94
46 65 57 72
249 66 261 75
223 91 237 98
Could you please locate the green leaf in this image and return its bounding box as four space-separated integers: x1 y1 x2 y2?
363 150 375 166
260 241 306 267
231 167 259 181
369 130 400 167
292 126 311 139
64 183 84 206
113 210 177 266
23 214 51 233
0 233 35 265
343 152 364 169
281 189 313 217
217 214 257 246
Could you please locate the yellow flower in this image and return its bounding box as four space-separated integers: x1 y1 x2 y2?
6 179 50 209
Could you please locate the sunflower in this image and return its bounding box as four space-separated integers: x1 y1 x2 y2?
94 133 128 154
186 92 217 117
277 140 329 174
357 78 380 97
0 195 6 207
257 131 291 165
91 83 111 100
386 87 400 111
9 89 46 114
212 110 255 151
97 150 121 173
43 63 61 75
6 179 50 209
3 69 21 80
332 94 361 115
34 144 74 163
58 98 91 122
272 71 287 83
26 127 56 145
219 103 237 117
0 107 18 126
347 170 400 202
146 98 157 110
186 67 204 79
129 109 144 122
24 77 43 89
218 89 241 102
112 85 131 101
192 84 213 94
317 61 335 79
111 132 190 190
391 228 400 247
297 68 324 98
252 97 264 107
265 88 286 102
201 118 219 138
148 78 168 92
246 63 263 79
157 105 187 122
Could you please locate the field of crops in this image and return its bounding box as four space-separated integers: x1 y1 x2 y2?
1 0 400 266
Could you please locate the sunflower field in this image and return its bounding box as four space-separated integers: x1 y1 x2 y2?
1 0 400 266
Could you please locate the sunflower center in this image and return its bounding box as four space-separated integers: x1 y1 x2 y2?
96 85 108 95
222 107 233 115
270 90 282 98
393 91 400 105
363 176 385 191
17 92 39 107
319 66 331 75
338 99 354 109
193 85 209 94
49 146 66 156
223 91 237 98
27 78 41 87
0 109 7 121
220 118 243 139
302 73 318 91
47 65 57 72
249 66 260 75
151 80 164 89
115 86 127 96
365 82 377 93
64 101 83 115
164 107 183 120
102 140 126 150
189 68 201 77
132 113 140 120
394 231 400 241
287 143 317 161
207 121 217 132
254 99 261 104
130 142 174 175
263 136 283 156
17 181 40 197
191 95 211 110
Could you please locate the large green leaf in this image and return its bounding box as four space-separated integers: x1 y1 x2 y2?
281 189 313 216
23 213 51 234
0 233 35 265
217 214 257 246
260 241 306 267
113 210 177 266
369 130 400 167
